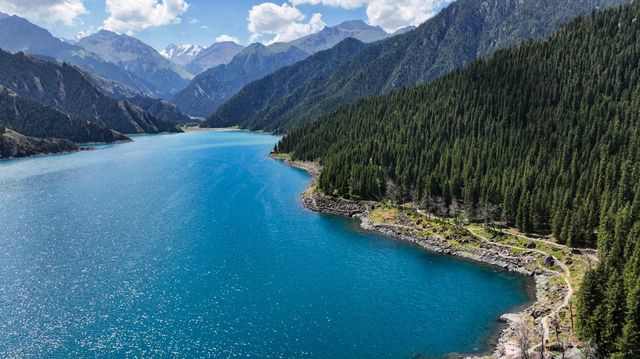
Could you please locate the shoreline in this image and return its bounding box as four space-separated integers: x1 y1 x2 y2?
275 155 582 359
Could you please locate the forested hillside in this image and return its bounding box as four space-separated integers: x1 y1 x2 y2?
0 87 127 143
0 50 180 134
277 3 640 356
127 96 191 124
213 0 631 132
208 38 369 130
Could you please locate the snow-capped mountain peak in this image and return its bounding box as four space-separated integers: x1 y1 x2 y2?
161 43 204 65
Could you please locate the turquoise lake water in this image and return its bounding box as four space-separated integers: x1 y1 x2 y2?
0 131 533 358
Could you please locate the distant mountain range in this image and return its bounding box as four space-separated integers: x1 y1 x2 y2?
77 30 192 98
173 20 392 117
0 14 157 97
211 38 370 131
285 20 388 54
0 49 180 134
185 41 245 75
172 44 308 117
161 43 204 66
204 0 632 132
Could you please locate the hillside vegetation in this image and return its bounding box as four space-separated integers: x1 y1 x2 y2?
212 0 631 133
277 3 640 356
0 88 127 143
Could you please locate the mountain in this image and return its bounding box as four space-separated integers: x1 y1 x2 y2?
285 20 388 54
0 87 127 144
174 20 393 117
277 3 640 357
207 0 632 132
81 70 192 124
185 41 244 74
0 15 156 96
127 95 191 124
393 26 416 35
208 38 369 131
161 43 204 66
77 30 192 98
171 44 309 117
0 127 77 159
0 49 180 134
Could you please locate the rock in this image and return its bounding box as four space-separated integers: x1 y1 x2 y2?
565 258 573 265
547 342 565 352
525 242 537 249
543 255 555 267
531 307 551 318
564 347 587 359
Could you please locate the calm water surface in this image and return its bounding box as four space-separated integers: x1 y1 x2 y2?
0 131 533 358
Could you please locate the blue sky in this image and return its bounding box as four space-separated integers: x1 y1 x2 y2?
0 0 452 51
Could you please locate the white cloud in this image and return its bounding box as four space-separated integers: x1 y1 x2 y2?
215 34 239 43
0 0 87 25
103 0 190 35
248 2 325 45
290 0 451 32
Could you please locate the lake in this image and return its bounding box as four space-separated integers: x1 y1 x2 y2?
0 131 533 358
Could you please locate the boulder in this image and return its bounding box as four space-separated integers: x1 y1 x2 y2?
543 255 556 267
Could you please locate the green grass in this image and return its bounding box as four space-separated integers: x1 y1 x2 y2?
271 153 292 161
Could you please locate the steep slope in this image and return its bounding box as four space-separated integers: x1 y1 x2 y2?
0 15 156 96
0 50 180 134
277 0 640 244
161 43 203 66
213 0 631 132
0 87 127 143
127 95 191 124
77 30 192 97
207 38 369 131
171 44 309 117
185 41 244 74
0 127 77 159
278 3 640 357
175 20 393 117
82 71 192 123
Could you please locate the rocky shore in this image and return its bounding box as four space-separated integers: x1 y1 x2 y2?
275 156 575 359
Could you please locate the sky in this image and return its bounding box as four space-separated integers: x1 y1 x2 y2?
0 0 453 50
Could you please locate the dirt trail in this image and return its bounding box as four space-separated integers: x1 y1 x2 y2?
465 226 574 355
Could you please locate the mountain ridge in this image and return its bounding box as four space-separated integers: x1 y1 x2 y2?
206 0 632 132
0 49 180 134
0 15 158 96
77 30 192 98
173 20 391 117
185 41 244 74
